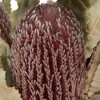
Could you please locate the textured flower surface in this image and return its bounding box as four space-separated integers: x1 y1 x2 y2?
11 3 86 100
0 2 12 46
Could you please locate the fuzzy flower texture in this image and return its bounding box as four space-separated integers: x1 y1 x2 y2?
11 3 86 100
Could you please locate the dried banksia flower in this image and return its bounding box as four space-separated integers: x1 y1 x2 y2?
57 0 97 42
0 2 12 46
11 3 86 100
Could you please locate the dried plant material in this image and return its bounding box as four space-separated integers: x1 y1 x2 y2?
89 13 100 35
0 69 22 100
85 41 100 98
89 94 100 100
85 0 100 59
0 1 12 46
11 3 86 100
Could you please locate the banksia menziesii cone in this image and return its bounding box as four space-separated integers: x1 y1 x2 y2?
0 2 12 46
11 3 86 100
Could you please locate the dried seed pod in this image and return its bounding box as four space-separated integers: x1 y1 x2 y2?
0 2 12 46
11 3 86 100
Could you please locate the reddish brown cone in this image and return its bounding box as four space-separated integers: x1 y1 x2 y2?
11 3 86 100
